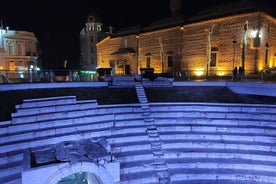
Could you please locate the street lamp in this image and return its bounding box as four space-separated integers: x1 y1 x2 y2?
232 37 237 69
136 35 140 74
29 64 33 83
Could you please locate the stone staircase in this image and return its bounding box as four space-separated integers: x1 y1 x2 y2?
150 103 276 184
0 93 276 183
135 82 170 183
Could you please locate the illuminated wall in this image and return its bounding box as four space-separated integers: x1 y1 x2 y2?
97 35 138 75
139 27 182 74
183 12 275 75
96 12 276 76
0 28 38 71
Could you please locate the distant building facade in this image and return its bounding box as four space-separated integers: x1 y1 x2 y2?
96 1 276 77
0 27 39 75
80 15 111 71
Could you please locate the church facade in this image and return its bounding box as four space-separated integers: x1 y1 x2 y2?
96 2 276 78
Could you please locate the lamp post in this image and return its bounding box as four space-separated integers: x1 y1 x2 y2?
29 64 33 83
136 35 140 74
232 37 237 69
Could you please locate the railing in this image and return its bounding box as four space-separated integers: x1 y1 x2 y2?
0 69 275 84
0 69 98 83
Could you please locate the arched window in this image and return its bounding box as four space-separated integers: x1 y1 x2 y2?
211 24 219 36
58 172 104 184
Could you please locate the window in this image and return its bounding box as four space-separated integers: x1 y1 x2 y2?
9 61 15 70
265 42 269 65
145 52 151 68
8 43 13 55
168 55 173 67
210 47 218 67
109 60 115 69
15 61 24 66
210 53 217 67
211 24 219 36
124 39 128 48
17 43 23 55
146 56 151 68
97 24 102 32
27 42 32 55
90 46 94 53
90 57 94 65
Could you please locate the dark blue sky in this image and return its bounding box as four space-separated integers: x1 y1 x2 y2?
0 0 275 69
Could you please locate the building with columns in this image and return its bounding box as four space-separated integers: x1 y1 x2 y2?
96 0 276 77
0 27 39 81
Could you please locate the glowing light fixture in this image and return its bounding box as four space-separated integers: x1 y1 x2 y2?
195 69 204 76
19 73 24 78
218 70 224 76
250 30 261 38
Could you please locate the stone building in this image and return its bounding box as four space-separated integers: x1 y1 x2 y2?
96 0 276 77
80 15 111 71
0 27 39 80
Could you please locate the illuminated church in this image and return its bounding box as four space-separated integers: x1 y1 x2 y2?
96 0 276 78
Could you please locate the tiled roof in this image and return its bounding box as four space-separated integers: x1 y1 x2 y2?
189 0 275 22
110 0 275 37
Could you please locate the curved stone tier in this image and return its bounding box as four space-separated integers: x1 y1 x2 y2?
0 94 276 184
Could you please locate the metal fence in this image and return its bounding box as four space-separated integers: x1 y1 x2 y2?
0 69 275 84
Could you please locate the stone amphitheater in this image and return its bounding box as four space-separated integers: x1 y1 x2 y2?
1 81 276 184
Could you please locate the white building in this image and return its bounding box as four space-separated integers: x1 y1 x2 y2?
0 27 39 82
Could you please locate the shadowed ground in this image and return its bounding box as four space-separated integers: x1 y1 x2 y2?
1 86 276 122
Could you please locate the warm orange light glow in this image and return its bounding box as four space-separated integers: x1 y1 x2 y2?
195 69 204 76
258 63 264 72
0 66 2 70
250 30 261 38
218 70 225 76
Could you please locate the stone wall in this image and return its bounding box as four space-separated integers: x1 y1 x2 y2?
96 12 276 76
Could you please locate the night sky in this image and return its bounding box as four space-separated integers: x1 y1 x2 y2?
0 0 275 69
